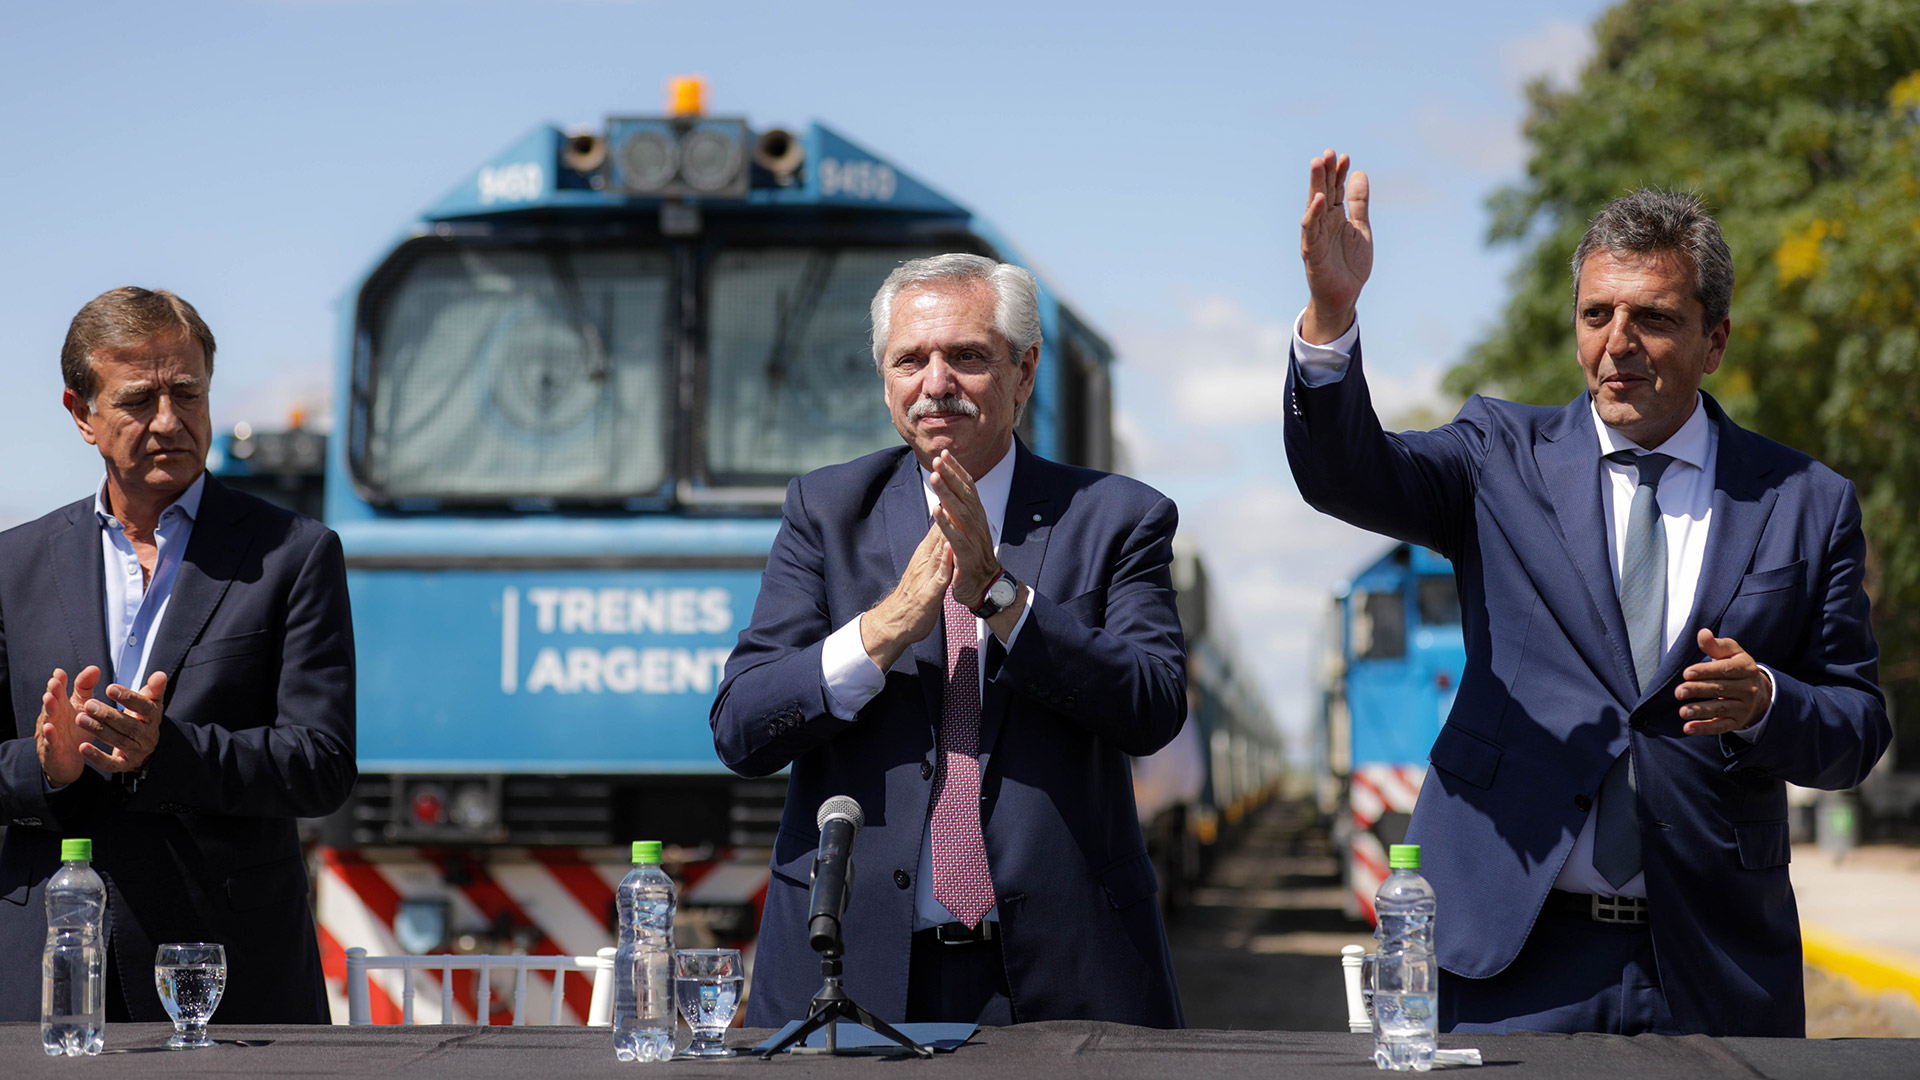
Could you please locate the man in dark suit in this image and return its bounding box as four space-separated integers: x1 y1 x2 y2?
712 254 1187 1028
1284 152 1889 1036
0 287 356 1023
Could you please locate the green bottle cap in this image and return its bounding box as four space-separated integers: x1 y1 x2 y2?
1388 844 1421 870
61 838 92 862
631 841 663 865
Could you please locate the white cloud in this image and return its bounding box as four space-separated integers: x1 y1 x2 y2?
1409 17 1595 179
1500 18 1594 93
1413 98 1531 177
1111 292 1455 751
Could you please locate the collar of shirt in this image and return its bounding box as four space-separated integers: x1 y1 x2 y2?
93 472 208 533
1589 391 1712 474
916 447 1016 546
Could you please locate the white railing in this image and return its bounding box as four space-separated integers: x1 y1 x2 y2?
1340 944 1370 1033
344 947 617 1026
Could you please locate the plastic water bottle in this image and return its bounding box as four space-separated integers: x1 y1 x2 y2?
613 840 676 1062
42 838 106 1057
1372 843 1437 1071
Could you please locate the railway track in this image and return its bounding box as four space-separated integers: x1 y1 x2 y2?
1167 797 1372 1030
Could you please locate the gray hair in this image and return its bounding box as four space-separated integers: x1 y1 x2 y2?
869 253 1043 371
1571 189 1734 329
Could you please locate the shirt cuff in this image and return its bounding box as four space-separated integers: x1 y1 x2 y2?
821 615 887 720
1292 308 1359 387
1730 663 1780 743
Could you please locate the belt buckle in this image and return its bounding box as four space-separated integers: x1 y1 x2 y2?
1590 894 1647 925
933 921 993 945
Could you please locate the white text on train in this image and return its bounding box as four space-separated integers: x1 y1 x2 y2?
523 587 731 634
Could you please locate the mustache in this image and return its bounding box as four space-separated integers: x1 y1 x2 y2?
907 396 979 420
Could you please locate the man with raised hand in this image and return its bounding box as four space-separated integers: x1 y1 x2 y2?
1285 152 1887 1036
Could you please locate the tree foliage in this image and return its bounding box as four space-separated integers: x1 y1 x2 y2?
1450 0 1920 738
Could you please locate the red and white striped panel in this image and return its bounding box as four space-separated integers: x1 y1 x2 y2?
315 847 774 1025
317 847 628 1024
1346 764 1425 925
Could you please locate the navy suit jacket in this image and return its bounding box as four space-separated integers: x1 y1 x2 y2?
1285 343 1889 1037
0 477 356 1023
711 441 1187 1028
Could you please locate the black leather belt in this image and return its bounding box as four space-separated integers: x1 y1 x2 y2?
1544 890 1649 926
920 921 998 945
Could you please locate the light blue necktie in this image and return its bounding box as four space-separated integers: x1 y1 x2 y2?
1594 450 1673 889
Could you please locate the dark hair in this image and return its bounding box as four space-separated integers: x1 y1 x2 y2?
1571 189 1734 329
61 287 217 402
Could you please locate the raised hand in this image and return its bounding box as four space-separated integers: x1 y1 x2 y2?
1300 149 1373 343
1676 628 1773 735
37 666 100 787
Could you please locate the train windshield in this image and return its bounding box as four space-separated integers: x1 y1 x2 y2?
356 241 951 503
703 245 943 485
362 247 673 501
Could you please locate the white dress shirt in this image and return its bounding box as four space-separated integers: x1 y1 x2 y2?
1293 314 1769 898
818 447 1032 927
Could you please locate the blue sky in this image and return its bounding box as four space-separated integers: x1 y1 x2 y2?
0 0 1612 754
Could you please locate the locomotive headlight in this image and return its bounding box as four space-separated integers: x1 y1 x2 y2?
616 128 679 193
604 116 751 199
680 127 745 193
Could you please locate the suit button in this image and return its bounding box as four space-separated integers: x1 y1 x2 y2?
894 869 911 890
920 760 933 780
1629 716 1647 731
1574 794 1592 812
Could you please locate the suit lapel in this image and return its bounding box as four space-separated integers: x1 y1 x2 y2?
1655 397 1778 691
1534 397 1641 706
142 479 251 692
979 441 1052 761
48 498 115 688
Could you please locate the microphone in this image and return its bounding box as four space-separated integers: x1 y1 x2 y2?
806 795 864 956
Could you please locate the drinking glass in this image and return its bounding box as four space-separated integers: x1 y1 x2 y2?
674 948 742 1058
154 942 226 1049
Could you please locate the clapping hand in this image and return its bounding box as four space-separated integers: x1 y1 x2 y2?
80 671 168 773
36 666 100 787
862 520 954 672
930 450 1000 611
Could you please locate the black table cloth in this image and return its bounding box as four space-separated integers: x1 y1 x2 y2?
4 1022 1908 1079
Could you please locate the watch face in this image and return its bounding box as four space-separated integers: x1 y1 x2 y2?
988 575 1016 607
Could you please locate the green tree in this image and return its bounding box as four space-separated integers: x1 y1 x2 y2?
1450 0 1920 776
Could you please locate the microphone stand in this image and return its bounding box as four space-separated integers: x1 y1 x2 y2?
760 930 931 1059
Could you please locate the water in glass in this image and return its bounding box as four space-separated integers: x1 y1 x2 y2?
673 948 741 1058
154 943 226 1049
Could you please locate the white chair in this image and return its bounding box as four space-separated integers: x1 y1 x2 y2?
1340 944 1371 1033
345 947 616 1026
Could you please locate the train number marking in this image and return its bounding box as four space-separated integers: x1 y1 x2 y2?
478 162 544 205
818 158 896 201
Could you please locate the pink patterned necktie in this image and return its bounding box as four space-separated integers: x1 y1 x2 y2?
931 583 995 927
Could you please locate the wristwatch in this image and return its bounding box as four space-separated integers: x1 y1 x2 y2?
969 569 1021 619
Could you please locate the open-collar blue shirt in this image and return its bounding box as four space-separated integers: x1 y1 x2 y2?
96 472 206 688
